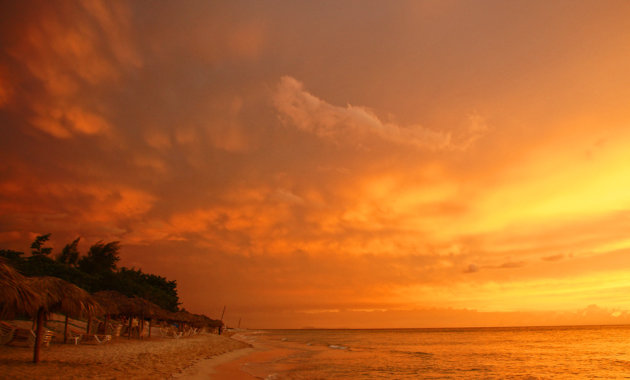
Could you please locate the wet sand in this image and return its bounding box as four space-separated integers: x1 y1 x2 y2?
177 332 313 379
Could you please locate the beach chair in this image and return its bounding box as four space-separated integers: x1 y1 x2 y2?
0 321 16 345
108 322 122 337
7 325 54 347
165 327 182 338
160 327 180 338
45 322 82 344
65 328 83 344
81 334 112 344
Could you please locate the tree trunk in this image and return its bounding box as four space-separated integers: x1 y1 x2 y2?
86 315 92 334
64 315 69 344
33 307 45 363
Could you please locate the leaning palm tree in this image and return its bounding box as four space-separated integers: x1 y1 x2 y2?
27 276 102 363
0 259 40 320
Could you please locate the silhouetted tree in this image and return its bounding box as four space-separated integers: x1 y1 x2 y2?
3 236 180 310
0 249 24 268
57 237 80 266
30 234 52 256
78 241 120 275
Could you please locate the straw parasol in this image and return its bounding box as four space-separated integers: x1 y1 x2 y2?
92 290 137 338
131 296 164 338
0 259 40 319
27 276 102 318
27 276 102 363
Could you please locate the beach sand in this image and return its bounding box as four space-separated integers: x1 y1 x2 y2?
0 333 249 379
177 332 313 379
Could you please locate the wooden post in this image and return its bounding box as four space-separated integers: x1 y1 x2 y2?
104 314 110 334
64 315 69 344
128 316 132 339
140 312 145 340
86 315 92 334
148 319 152 338
33 307 45 363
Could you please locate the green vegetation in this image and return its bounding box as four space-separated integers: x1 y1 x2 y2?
0 235 180 312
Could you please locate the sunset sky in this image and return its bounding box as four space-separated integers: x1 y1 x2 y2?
3 0 630 328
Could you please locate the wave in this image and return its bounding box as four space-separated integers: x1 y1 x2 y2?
329 344 349 350
390 349 433 357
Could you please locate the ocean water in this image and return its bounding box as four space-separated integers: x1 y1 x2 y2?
236 325 630 379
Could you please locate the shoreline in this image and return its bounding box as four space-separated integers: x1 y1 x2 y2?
174 346 257 379
176 331 309 379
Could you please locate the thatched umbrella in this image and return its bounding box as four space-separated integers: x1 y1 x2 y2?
130 297 164 338
92 291 122 316
169 310 198 333
92 290 126 336
92 290 137 338
0 259 40 319
27 276 102 363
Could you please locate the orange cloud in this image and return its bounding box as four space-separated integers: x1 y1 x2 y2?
3 0 630 329
273 76 487 150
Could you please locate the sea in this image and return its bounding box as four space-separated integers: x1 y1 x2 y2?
234 325 630 379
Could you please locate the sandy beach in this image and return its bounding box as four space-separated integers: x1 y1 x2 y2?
0 333 249 379
178 331 316 379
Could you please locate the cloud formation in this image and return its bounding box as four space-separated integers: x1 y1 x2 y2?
2 0 630 328
273 76 486 151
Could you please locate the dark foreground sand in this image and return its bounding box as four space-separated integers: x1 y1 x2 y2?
0 333 248 379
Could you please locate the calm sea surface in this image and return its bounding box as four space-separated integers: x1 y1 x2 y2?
236 326 630 379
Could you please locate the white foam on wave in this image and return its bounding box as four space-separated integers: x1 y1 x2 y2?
329 344 348 350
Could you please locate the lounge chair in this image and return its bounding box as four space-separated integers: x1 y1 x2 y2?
0 321 15 345
108 322 122 337
64 327 110 344
2 322 55 347
81 334 111 344
161 327 182 338
44 321 80 344
65 328 83 344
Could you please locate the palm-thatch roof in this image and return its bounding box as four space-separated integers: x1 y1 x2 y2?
0 259 40 319
170 310 196 323
27 276 102 318
92 290 125 315
131 296 163 318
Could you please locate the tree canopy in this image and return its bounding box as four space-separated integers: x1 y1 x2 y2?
0 235 180 312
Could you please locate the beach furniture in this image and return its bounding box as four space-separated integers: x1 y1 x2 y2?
81 333 112 344
1 322 55 347
45 321 83 344
108 322 122 337
63 326 111 344
159 326 183 338
0 321 16 345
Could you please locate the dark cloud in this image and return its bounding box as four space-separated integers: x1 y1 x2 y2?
463 264 479 274
497 261 526 269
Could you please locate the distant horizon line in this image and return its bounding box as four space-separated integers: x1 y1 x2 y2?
238 323 630 331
